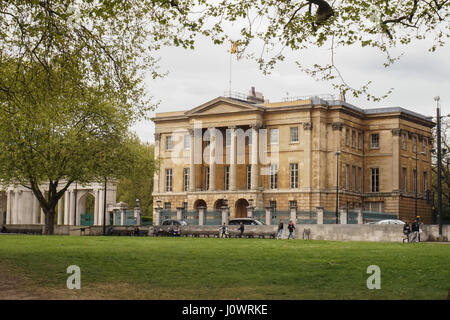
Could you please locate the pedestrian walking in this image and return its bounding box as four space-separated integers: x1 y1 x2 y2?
238 222 245 238
219 223 228 238
277 219 285 239
411 220 419 242
403 222 411 243
287 220 295 240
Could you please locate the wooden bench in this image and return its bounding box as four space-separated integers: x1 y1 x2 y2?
110 228 148 236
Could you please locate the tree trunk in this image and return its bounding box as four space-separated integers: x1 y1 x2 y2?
43 207 56 235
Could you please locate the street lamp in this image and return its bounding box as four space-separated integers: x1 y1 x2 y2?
435 96 443 237
335 151 341 224
414 143 426 221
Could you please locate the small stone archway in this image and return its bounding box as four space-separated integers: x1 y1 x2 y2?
193 199 207 210
235 199 249 218
213 199 226 210
77 191 96 226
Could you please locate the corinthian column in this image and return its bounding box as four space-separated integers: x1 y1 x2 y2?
189 129 196 192
209 127 216 191
251 125 259 190
229 126 237 191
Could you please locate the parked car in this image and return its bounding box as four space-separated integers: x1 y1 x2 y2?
365 219 405 225
228 218 265 226
155 219 187 236
161 219 187 226
376 219 405 225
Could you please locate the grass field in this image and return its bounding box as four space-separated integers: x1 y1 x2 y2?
0 235 449 300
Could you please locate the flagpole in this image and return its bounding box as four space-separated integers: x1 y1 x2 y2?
229 46 232 93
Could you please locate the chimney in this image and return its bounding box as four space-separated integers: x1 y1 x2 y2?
247 86 265 103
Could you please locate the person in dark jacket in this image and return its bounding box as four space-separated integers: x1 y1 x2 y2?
287 220 296 240
411 220 419 242
276 219 285 239
403 222 411 243
238 222 244 238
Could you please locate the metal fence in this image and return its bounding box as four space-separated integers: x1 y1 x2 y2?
362 211 397 223
324 211 340 224
183 210 199 225
271 210 291 225
80 213 94 226
160 210 177 224
347 211 359 224
297 211 317 224
205 210 222 225
253 210 266 224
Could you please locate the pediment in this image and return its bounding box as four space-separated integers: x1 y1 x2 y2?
185 97 264 117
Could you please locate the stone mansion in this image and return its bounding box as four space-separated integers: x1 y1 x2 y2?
152 89 434 223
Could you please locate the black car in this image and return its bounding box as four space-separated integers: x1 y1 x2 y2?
228 218 265 226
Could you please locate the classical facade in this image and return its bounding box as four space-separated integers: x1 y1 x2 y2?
152 89 434 224
0 182 119 226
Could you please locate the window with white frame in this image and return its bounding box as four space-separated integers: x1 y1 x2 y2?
165 169 173 192
370 133 379 149
290 163 298 188
205 167 210 190
166 135 173 151
352 130 356 148
270 128 278 145
184 134 190 150
371 168 379 192
345 128 350 146
224 166 230 190
402 167 407 192
246 165 251 190
183 168 190 191
270 164 278 189
290 127 299 143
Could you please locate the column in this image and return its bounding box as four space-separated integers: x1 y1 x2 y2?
32 196 39 224
209 128 216 191
64 191 70 225
134 207 141 225
13 190 19 224
6 191 11 224
198 206 205 226
316 207 324 225
221 206 229 225
189 129 196 192
121 209 125 226
265 206 272 225
57 198 63 225
94 189 99 226
176 207 183 221
69 190 75 226
340 209 347 225
251 125 259 190
290 205 297 225
229 126 237 191
247 206 254 219
303 121 313 190
154 133 161 193
357 208 363 224
98 189 104 226
154 207 161 226
75 192 81 226
392 129 401 192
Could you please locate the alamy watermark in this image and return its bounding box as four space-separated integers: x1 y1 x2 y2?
66 265 81 290
366 265 381 290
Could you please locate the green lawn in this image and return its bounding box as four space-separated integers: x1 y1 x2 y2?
0 235 449 299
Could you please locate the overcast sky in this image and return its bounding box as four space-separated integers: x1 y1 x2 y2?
132 34 450 143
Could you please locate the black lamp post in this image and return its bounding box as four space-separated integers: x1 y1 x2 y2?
335 151 341 224
435 96 443 237
415 143 426 221
103 179 107 235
